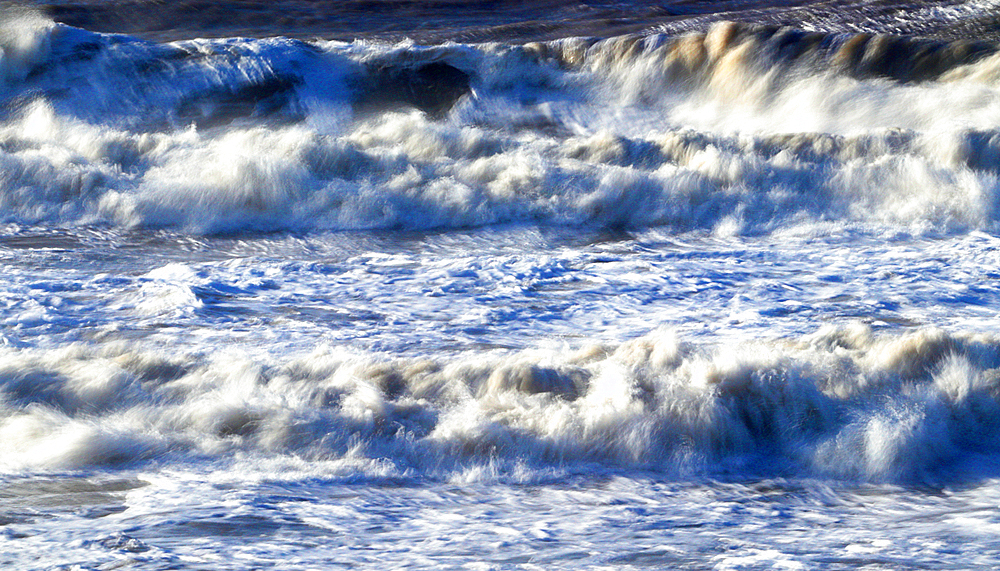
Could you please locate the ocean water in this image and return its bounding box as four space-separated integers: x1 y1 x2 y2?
4 0 1000 568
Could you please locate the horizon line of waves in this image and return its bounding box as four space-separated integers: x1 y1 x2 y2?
3 324 1000 484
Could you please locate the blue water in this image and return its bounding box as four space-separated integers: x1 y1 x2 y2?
4 1 1000 568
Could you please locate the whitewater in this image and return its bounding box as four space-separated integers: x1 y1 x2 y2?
4 0 1000 568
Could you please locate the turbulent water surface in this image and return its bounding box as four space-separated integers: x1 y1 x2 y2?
4 0 1000 568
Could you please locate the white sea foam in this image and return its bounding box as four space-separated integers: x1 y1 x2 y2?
0 5 52 84
0 326 997 482
0 22 998 235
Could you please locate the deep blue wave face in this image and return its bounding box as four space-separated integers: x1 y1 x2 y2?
6 1 1000 569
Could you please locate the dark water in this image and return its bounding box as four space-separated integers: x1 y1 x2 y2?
32 0 1000 43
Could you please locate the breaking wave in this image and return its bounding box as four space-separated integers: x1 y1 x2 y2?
2 17 1000 234
3 325 1000 483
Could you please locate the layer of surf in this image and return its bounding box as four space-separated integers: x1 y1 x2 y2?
3 325 1000 483
3 18 1000 234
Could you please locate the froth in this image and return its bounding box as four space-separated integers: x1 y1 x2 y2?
2 24 1000 235
0 4 53 84
3 102 998 235
2 326 1000 482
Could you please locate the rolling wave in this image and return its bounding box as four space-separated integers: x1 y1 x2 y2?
2 15 1000 234
2 325 999 483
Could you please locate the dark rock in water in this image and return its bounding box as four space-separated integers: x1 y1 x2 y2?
356 61 472 118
